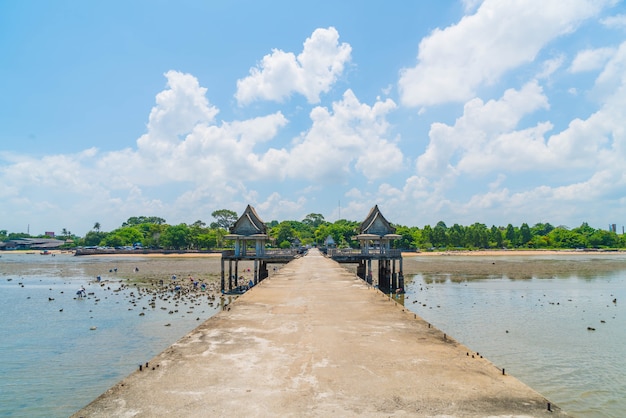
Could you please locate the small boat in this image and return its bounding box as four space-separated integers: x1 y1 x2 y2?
40 250 51 255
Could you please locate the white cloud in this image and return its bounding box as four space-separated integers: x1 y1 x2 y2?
594 41 626 92
601 13 626 29
235 27 352 105
399 0 611 107
281 89 402 182
569 47 616 73
416 80 550 176
138 70 219 153
537 55 564 79
256 192 306 222
0 63 410 233
461 0 483 13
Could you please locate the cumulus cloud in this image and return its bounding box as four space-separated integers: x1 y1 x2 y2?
601 13 626 29
594 41 626 92
16 66 399 231
139 70 219 152
281 89 402 183
398 43 626 227
569 47 616 73
235 27 352 105
416 80 550 176
399 0 611 107
537 55 564 79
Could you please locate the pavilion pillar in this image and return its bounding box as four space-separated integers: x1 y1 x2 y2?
357 260 366 281
254 259 258 285
228 260 233 291
259 261 268 281
220 257 225 291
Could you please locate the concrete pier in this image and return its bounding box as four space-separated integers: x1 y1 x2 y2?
73 249 566 417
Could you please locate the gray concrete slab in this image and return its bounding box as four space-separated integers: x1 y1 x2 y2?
73 249 566 417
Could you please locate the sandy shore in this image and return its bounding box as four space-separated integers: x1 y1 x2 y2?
399 249 626 280
5 249 624 285
404 249 624 257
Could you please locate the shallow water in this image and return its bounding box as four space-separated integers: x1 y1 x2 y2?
0 253 224 417
2 252 625 417
403 255 626 418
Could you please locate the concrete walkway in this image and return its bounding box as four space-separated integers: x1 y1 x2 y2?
73 249 566 417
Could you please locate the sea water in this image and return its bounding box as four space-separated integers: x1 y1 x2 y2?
0 253 223 417
2 253 625 417
403 254 626 418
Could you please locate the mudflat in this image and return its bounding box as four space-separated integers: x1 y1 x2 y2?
72 249 565 417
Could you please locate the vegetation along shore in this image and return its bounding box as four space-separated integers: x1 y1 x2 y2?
2 209 625 253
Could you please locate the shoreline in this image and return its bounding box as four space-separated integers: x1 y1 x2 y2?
73 249 566 417
7 248 624 258
403 248 625 257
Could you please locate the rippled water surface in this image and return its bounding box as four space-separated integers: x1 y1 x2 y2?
0 253 223 417
2 252 625 417
403 254 626 418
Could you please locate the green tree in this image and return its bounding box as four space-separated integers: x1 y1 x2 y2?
314 220 359 248
588 230 618 248
102 227 144 247
160 224 191 250
548 227 586 248
518 223 531 246
272 222 296 247
531 222 554 236
432 221 448 248
448 224 465 247
420 225 434 249
188 220 207 250
123 216 166 227
505 224 516 247
211 209 238 230
196 230 218 249
393 225 416 249
489 225 503 248
82 230 108 246
302 213 325 228
466 223 489 248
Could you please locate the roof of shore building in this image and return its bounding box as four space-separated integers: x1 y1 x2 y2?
358 205 397 237
228 204 267 237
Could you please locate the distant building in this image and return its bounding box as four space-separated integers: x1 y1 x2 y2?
45 231 55 237
0 238 65 251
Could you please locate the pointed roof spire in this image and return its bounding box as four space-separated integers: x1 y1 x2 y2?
229 204 267 236
359 205 396 236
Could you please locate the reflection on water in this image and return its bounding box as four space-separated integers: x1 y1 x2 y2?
402 262 626 418
0 254 223 418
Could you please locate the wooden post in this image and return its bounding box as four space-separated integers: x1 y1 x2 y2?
228 260 233 291
254 259 258 285
220 257 225 292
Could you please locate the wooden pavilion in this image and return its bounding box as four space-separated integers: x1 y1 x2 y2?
328 205 404 292
220 205 297 292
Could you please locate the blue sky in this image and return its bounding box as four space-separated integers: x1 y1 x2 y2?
2 0 626 236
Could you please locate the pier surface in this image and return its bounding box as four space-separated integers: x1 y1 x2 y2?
74 249 565 417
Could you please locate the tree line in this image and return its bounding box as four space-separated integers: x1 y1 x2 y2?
1 211 624 251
